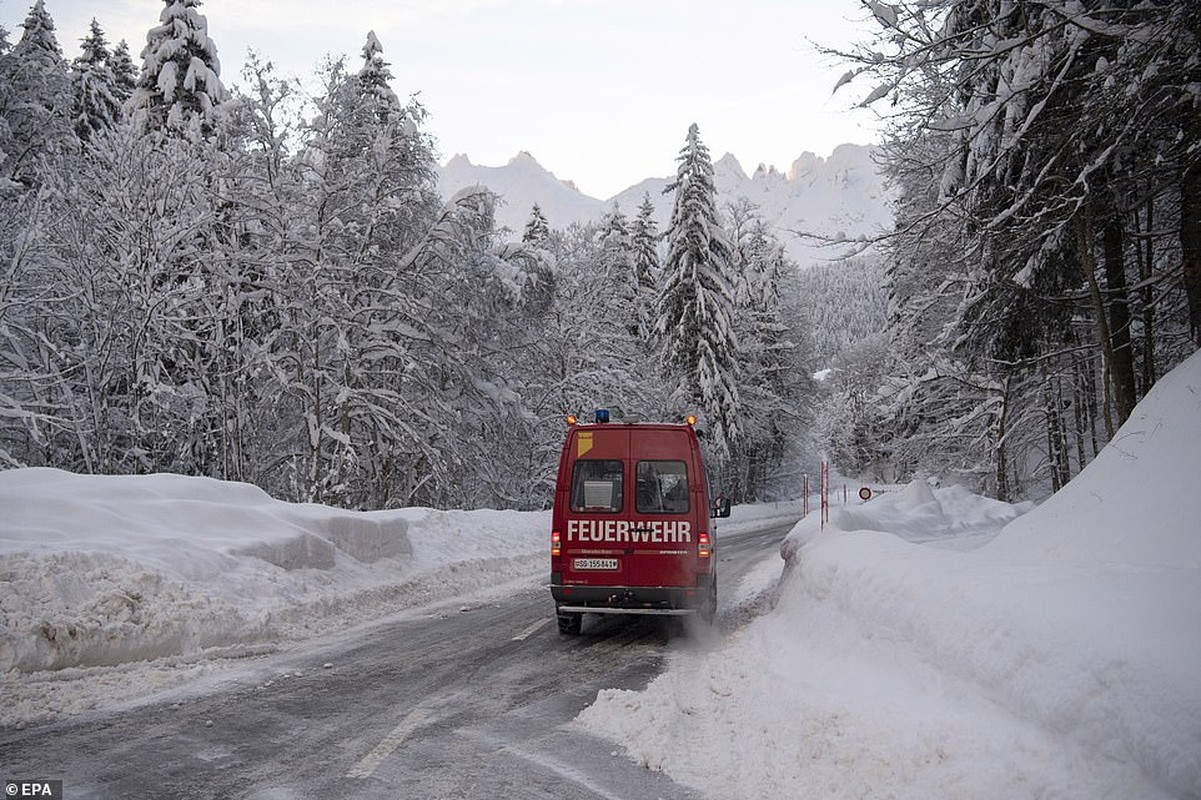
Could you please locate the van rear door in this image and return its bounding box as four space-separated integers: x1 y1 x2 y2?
623 429 698 588
559 426 631 588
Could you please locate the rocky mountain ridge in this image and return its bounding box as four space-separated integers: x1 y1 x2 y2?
436 145 893 267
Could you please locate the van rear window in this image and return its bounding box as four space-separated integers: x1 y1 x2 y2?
570 460 623 512
636 460 689 514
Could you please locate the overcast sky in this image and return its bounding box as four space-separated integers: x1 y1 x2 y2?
2 0 883 199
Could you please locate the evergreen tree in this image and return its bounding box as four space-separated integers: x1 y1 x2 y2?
355 31 400 124
598 203 639 336
522 203 551 245
657 123 741 454
725 209 804 500
534 220 667 427
0 0 74 187
515 202 556 318
281 46 432 505
129 0 227 136
0 25 11 184
630 193 661 342
71 19 122 141
109 40 137 99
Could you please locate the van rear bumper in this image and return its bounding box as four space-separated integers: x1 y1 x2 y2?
550 579 707 613
555 604 695 616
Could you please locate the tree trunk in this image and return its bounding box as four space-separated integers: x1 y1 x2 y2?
1134 197 1156 393
1182 160 1201 346
1076 208 1116 439
993 377 1010 502
1044 371 1062 493
1102 213 1137 423
1071 354 1089 472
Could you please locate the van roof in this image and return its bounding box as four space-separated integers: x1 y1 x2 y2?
571 421 693 429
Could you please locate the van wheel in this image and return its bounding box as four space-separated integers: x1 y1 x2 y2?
557 612 582 635
699 584 717 624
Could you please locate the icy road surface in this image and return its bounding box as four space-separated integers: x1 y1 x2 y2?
0 523 792 799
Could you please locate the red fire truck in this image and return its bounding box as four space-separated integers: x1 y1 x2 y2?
548 409 730 634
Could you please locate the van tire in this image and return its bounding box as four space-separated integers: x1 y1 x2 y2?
699 583 717 624
556 612 582 635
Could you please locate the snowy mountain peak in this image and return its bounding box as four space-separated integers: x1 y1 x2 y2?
714 152 749 182
787 144 876 183
787 151 823 182
753 163 784 180
508 150 540 168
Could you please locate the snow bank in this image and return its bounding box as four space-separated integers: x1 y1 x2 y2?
831 478 1031 549
0 469 547 676
580 352 1201 799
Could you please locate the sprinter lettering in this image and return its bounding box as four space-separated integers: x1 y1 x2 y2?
566 519 692 543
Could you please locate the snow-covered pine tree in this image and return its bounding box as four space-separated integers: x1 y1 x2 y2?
0 0 74 187
522 203 551 246
0 24 10 186
630 193 661 343
519 203 556 299
598 203 640 337
109 40 137 100
725 206 804 500
657 123 741 455
129 0 227 136
355 32 399 121
113 0 243 477
71 19 123 141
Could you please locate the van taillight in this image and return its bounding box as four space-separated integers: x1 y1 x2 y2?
698 531 711 558
551 531 561 557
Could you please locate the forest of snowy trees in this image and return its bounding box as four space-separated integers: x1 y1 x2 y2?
0 0 809 510
2 0 1197 510
820 0 1200 499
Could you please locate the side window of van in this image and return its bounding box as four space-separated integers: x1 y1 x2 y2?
635 461 690 514
570 460 624 512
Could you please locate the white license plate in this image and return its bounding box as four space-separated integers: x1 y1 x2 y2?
573 558 619 571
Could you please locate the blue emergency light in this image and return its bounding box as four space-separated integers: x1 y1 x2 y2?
594 408 610 423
